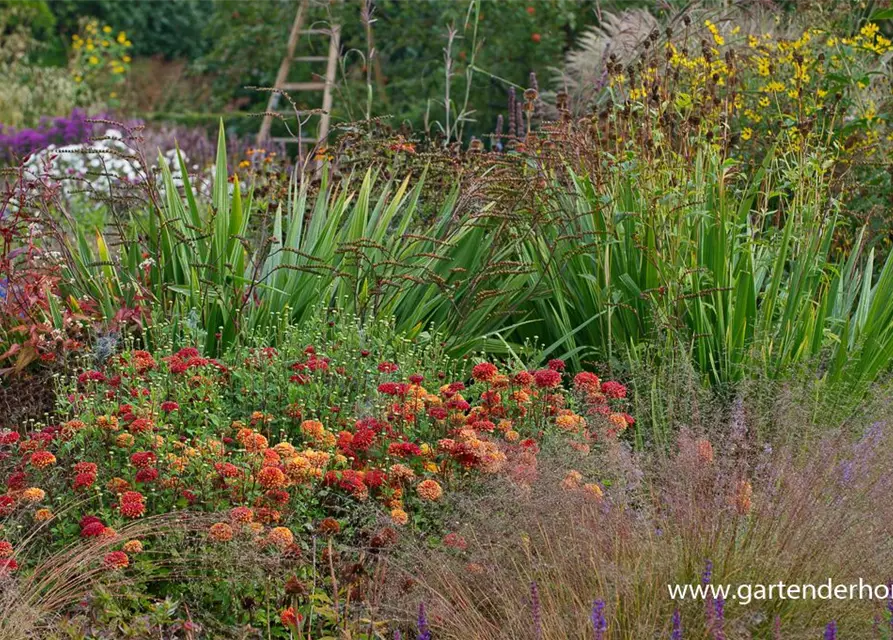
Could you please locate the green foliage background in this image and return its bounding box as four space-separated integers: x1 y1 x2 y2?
14 0 605 138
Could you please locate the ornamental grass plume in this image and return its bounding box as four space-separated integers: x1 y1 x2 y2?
0 512 201 640
391 403 893 638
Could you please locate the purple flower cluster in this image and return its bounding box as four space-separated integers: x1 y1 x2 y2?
591 599 607 639
0 110 97 164
417 602 431 640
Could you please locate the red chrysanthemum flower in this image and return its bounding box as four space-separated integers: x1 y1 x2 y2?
214 462 242 478
73 462 98 475
0 495 16 516
128 418 154 434
387 442 422 458
443 532 468 550
377 361 399 373
364 468 386 489
73 472 97 491
81 521 106 538
160 401 180 412
601 380 627 399
265 489 290 505
79 514 103 529
547 358 566 372
0 540 13 558
120 500 146 518
472 362 499 382
533 368 561 389
129 451 157 468
471 419 496 432
6 471 27 491
0 558 18 574
135 467 159 484
573 372 601 391
120 491 145 504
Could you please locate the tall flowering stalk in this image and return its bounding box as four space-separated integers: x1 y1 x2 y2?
711 597 725 640
824 621 837 640
702 559 714 628
671 608 682 640
530 581 543 640
590 599 606 639
417 603 431 640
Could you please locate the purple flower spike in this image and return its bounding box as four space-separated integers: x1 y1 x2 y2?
417 602 431 640
711 596 726 640
701 560 713 585
824 620 837 640
671 608 682 640
591 599 607 639
530 581 543 640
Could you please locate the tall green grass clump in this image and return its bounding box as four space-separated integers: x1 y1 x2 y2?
65 124 536 356
519 144 893 424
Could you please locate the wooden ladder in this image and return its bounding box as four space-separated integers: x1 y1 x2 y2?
256 0 340 149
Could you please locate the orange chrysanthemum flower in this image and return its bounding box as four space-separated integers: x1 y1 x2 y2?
116 433 135 448
122 540 143 554
230 506 254 523
30 451 56 468
267 526 294 549
300 420 325 440
390 508 409 526
209 522 234 542
257 466 286 489
103 551 129 570
34 508 53 522
22 487 46 503
416 479 443 501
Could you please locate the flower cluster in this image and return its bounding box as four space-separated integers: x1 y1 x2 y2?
0 338 632 580
69 20 133 104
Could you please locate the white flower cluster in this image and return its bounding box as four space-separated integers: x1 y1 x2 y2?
22 129 195 201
